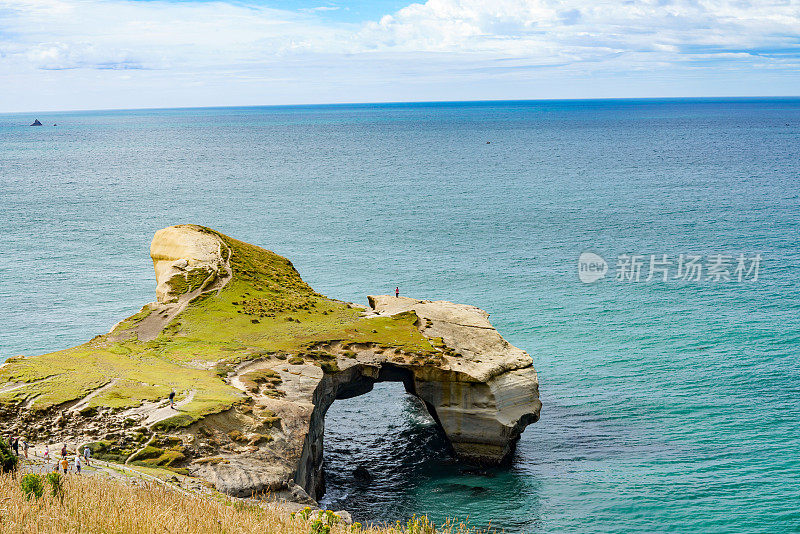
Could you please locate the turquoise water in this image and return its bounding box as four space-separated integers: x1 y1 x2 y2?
1 99 799 532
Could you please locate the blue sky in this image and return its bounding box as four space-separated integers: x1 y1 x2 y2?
1 0 799 112
256 0 411 21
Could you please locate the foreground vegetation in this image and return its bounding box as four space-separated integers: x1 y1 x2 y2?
0 471 482 534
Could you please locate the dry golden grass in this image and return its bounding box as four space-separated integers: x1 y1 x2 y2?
0 472 480 534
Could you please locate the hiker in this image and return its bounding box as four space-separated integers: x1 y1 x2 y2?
22 439 29 459
395 286 400 298
43 444 50 460
169 389 176 409
74 455 82 474
60 456 69 475
83 446 92 466
12 437 18 456
61 444 67 458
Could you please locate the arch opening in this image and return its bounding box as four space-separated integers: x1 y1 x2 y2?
294 361 538 500
295 363 454 499
319 381 452 519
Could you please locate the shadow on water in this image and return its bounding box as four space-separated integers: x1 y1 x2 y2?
319 382 545 531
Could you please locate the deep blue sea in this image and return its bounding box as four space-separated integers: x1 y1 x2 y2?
1 99 799 532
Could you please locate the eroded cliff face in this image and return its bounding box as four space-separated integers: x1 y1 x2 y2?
150 225 229 305
364 296 540 464
0 225 540 502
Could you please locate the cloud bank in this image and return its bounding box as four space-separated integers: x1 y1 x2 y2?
0 0 798 110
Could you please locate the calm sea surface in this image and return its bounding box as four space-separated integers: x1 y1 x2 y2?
1 99 799 532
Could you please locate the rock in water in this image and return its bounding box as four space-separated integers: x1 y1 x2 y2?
353 465 373 483
30 119 42 126
0 224 541 502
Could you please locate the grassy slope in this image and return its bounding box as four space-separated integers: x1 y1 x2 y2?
1 471 479 534
0 226 435 426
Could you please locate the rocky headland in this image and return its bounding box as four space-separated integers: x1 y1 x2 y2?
0 225 541 503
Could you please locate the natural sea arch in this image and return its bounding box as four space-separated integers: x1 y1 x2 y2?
295 361 537 499
319 381 449 517
296 363 443 498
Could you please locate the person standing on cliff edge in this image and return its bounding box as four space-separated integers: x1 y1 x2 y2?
395 286 399 298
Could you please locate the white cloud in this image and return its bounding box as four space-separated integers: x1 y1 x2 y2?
301 6 342 12
0 0 352 70
2 0 798 68
361 0 800 59
0 0 798 110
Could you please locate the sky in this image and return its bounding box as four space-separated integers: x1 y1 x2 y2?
0 0 799 112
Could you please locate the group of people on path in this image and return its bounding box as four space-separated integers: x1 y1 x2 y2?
7 433 92 475
44 442 92 475
6 433 29 458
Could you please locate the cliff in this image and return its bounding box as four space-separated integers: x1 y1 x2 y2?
0 225 540 501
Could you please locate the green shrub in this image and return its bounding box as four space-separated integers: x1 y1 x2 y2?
307 510 341 534
130 445 186 468
45 472 64 498
292 506 313 521
0 437 18 473
404 515 436 534
81 440 134 463
309 519 330 534
20 473 45 500
323 510 340 525
153 413 195 431
79 405 98 417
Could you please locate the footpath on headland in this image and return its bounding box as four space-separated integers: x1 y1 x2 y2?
19 441 229 498
15 441 311 512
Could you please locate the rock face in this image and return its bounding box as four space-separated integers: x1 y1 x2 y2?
150 225 228 305
286 296 540 498
0 225 540 503
30 119 42 126
367 295 541 462
191 297 540 500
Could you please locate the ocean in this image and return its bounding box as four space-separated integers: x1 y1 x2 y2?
1 99 798 532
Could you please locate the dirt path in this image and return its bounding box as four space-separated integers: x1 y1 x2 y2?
15 448 312 513
143 390 196 426
18 448 206 498
69 379 118 414
128 241 234 343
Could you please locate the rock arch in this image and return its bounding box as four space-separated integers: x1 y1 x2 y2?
0 225 542 503
296 356 541 499
137 228 541 501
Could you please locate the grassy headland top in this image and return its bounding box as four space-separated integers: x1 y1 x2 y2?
0 225 435 427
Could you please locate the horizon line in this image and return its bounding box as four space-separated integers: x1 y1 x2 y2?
3 95 800 116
